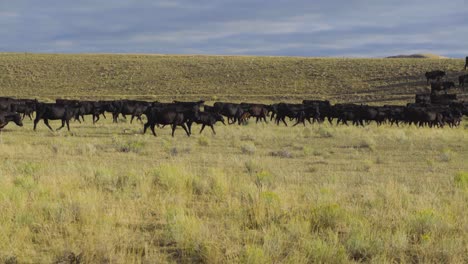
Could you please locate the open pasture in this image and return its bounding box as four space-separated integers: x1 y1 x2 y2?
1 53 467 103
0 54 467 263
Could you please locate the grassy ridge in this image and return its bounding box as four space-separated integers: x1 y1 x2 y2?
0 53 466 103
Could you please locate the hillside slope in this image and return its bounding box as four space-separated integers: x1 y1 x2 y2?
0 53 466 103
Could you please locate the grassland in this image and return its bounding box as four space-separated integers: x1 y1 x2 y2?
0 53 467 103
0 53 467 263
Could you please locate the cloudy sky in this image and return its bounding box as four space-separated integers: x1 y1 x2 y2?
1 0 467 57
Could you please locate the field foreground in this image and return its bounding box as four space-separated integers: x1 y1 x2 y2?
0 118 467 263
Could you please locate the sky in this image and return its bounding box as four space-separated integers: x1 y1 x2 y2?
0 0 467 57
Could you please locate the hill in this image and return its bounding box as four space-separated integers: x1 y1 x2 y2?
386 53 449 59
0 53 466 104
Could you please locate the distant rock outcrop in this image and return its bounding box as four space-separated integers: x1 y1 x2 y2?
386 53 448 59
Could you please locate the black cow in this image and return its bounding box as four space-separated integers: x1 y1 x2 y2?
303 100 331 123
403 106 443 128
415 94 431 104
55 99 83 122
55 99 80 107
34 103 80 131
143 107 190 137
274 103 305 126
430 81 456 94
214 102 246 125
458 74 468 89
91 101 111 124
0 112 23 130
382 105 406 126
12 99 37 120
173 100 205 108
164 101 204 133
189 112 226 134
425 70 446 84
0 97 16 112
107 100 152 123
465 56 468 70
430 94 458 105
240 103 269 123
267 104 279 121
203 105 218 113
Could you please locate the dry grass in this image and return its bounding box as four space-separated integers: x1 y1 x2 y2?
0 118 466 263
0 53 467 104
0 53 467 263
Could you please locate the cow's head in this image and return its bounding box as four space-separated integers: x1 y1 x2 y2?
216 114 226 125
9 113 23 127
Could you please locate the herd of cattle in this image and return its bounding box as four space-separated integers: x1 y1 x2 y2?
0 58 467 136
423 56 468 93
425 70 468 94
0 94 466 136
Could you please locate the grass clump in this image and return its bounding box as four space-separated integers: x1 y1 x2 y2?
197 136 210 146
438 150 453 162
269 149 293 158
345 229 382 262
302 237 348 264
407 209 441 244
242 190 282 229
112 137 146 153
254 170 275 189
241 245 270 264
317 126 334 138
310 204 349 233
357 138 376 151
151 164 192 193
454 171 468 189
241 143 256 155
164 208 210 263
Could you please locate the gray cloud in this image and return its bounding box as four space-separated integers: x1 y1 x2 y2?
0 0 467 57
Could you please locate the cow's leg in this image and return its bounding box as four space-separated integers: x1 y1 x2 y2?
171 124 177 137
130 115 135 124
151 124 157 136
33 118 40 131
143 122 149 134
282 117 288 126
56 120 65 131
74 115 81 123
102 113 106 119
187 121 193 135
199 124 206 134
44 119 53 131
210 125 216 135
66 120 70 131
181 124 190 137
